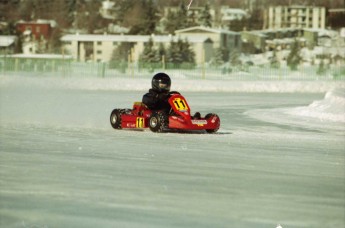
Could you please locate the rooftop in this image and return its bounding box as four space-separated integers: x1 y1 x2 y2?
0 35 16 47
61 34 213 43
175 26 239 35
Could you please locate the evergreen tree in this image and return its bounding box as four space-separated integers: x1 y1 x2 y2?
175 1 189 29
181 38 195 64
110 43 134 69
154 43 166 63
167 39 179 65
0 0 21 21
70 0 104 33
65 0 77 27
84 1 104 33
213 48 225 66
230 50 241 66
142 0 159 35
48 28 63 53
228 18 247 32
199 2 212 27
164 10 178 34
1 21 16 35
141 38 156 64
129 0 159 35
317 58 326 75
212 47 229 66
162 2 197 33
18 0 35 20
270 49 280 69
175 38 185 64
187 10 199 27
166 37 195 68
114 0 136 25
247 9 263 30
287 40 302 71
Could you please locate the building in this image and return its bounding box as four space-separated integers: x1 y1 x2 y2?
61 27 241 64
99 0 117 20
163 6 216 27
175 26 241 53
241 28 305 53
0 35 17 54
220 7 248 24
16 20 56 40
16 20 57 54
327 8 345 29
264 5 326 30
61 34 213 64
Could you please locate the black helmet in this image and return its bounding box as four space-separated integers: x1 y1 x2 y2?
152 72 171 92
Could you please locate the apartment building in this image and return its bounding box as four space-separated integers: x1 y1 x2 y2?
61 26 242 64
175 26 242 52
265 5 326 30
61 34 213 64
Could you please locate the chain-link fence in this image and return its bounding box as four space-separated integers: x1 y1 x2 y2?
1 56 344 81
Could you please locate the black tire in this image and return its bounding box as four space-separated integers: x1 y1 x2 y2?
149 112 168 132
110 109 122 129
205 113 219 133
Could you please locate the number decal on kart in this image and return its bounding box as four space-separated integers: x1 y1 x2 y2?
136 117 144 128
173 98 188 111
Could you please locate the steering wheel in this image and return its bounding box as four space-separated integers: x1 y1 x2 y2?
169 91 181 95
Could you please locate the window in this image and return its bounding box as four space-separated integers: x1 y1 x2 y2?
97 50 102 54
97 41 102 45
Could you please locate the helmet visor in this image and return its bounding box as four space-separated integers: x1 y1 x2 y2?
158 82 170 91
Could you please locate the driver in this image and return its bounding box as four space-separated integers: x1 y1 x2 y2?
142 72 171 112
142 72 201 118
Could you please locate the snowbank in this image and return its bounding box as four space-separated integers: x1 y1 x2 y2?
245 88 345 131
1 75 344 93
287 88 345 122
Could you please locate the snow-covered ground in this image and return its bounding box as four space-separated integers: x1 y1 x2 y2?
0 75 344 228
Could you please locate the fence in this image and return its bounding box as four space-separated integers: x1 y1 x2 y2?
1 56 344 81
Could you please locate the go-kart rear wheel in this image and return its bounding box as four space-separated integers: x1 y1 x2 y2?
110 109 122 129
149 112 168 132
205 113 220 134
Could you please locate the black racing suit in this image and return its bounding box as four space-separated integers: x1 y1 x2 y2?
142 89 171 113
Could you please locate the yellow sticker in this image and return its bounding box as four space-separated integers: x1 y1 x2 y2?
136 117 144 128
173 98 188 111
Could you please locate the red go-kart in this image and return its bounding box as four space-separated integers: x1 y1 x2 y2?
110 92 220 133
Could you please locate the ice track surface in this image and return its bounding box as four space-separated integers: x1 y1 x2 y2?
0 77 344 228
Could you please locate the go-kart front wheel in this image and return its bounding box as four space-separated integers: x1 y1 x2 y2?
205 113 220 134
110 109 122 129
149 112 168 132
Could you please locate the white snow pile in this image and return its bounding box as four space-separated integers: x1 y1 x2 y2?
287 88 345 123
245 88 344 132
